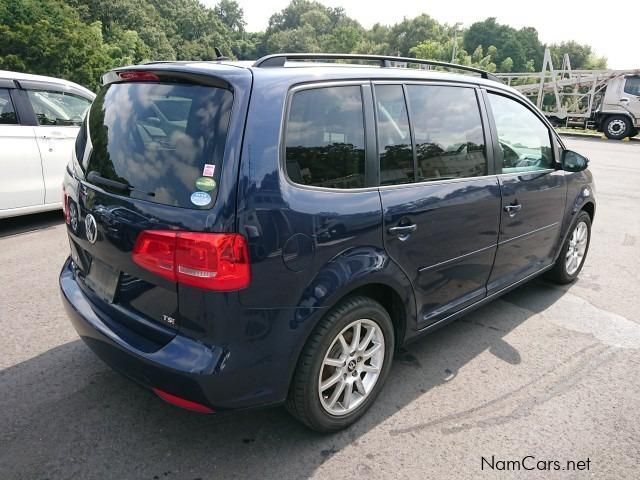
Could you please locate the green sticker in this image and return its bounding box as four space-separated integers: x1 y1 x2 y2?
195 176 216 192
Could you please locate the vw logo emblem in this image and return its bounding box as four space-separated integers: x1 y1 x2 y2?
85 213 98 244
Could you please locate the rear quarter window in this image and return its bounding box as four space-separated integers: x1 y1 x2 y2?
85 82 233 208
285 85 366 189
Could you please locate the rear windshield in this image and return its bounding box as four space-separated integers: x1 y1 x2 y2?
84 82 233 208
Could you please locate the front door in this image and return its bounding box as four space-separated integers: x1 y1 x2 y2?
375 83 501 327
26 89 91 205
484 90 566 293
0 88 44 211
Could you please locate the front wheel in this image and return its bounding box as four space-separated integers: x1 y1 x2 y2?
603 115 631 140
286 296 395 432
546 211 592 284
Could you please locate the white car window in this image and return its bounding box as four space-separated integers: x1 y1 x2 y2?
27 90 91 127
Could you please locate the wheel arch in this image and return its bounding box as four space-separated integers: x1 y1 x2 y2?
328 282 408 351
581 201 595 222
285 247 417 391
554 198 595 264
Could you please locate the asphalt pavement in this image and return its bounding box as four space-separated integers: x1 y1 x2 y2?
1 137 638 480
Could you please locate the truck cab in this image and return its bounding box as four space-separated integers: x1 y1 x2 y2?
597 75 640 139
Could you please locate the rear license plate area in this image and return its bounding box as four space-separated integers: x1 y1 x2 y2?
85 258 120 303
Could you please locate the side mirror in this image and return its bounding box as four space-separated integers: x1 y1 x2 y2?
562 150 589 172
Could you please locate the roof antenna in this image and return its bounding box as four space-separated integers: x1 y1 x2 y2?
214 47 230 61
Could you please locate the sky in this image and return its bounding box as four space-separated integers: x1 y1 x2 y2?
202 0 635 70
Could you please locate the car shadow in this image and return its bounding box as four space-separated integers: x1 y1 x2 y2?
0 210 64 238
0 279 569 480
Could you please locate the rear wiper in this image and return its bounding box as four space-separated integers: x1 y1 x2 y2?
86 171 155 197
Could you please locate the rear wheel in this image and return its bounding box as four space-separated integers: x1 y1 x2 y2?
546 211 591 284
603 115 631 140
286 296 394 432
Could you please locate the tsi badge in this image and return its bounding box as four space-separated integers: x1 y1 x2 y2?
85 213 98 244
162 314 176 326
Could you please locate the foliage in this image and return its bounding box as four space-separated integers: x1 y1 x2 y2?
0 0 606 92
548 41 607 70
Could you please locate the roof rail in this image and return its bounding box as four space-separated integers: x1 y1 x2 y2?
253 53 501 82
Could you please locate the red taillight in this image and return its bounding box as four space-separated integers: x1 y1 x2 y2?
132 230 251 291
132 230 177 281
152 388 214 414
118 71 160 82
62 184 70 225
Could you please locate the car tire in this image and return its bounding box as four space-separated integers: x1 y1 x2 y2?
545 211 592 284
286 296 395 432
603 115 631 140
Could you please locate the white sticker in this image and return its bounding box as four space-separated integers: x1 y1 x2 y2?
202 164 215 177
190 191 212 206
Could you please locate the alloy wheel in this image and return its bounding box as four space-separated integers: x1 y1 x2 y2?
318 318 385 416
565 221 589 275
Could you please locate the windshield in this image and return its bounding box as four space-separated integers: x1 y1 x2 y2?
84 82 233 209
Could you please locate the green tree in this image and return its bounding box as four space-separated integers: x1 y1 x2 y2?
464 17 543 71
387 14 449 57
0 0 111 90
215 0 246 33
549 41 607 70
264 0 364 54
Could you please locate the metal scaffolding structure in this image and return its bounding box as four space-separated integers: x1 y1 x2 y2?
495 48 640 127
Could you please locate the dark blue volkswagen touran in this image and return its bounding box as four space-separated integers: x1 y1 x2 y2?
60 54 595 431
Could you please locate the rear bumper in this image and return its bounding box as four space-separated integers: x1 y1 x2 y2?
59 258 294 410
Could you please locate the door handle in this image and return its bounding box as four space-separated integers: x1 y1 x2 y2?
504 203 522 217
388 224 417 240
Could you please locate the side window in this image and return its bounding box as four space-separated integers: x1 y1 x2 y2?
488 93 553 173
375 85 414 185
0 89 18 125
26 90 91 127
285 86 365 189
624 76 640 96
406 85 487 181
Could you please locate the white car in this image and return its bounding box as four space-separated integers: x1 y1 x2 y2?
0 70 95 219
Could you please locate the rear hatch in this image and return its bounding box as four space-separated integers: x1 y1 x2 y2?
65 66 250 349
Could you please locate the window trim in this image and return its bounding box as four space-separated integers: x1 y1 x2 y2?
373 80 494 187
281 80 374 193
372 82 416 186
481 87 560 176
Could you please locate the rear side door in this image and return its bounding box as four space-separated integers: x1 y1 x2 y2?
26 88 92 205
376 82 501 327
483 90 566 293
0 84 44 211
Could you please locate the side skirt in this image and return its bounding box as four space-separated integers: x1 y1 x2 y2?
403 263 554 345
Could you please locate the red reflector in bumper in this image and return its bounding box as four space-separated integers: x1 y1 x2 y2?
152 388 215 414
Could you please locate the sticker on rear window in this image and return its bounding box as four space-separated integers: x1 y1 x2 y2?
190 191 212 206
195 177 216 192
202 164 215 177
